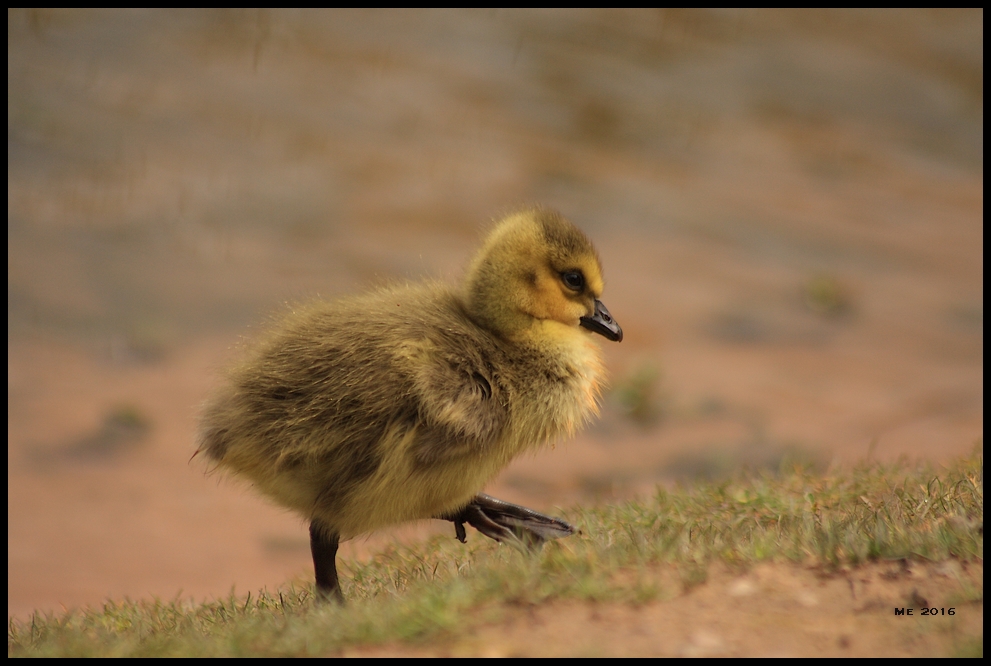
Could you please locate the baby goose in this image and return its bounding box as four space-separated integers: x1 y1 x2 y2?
197 207 622 600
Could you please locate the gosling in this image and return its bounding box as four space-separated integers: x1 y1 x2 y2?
197 207 622 600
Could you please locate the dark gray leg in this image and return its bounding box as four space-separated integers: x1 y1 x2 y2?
309 520 344 602
439 493 574 551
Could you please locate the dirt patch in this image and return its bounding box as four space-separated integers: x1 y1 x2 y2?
344 560 983 657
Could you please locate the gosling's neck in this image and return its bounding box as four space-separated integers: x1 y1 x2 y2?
461 254 531 341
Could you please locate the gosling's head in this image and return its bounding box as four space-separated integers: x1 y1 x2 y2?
463 208 622 344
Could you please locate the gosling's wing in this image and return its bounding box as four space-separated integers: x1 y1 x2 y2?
402 330 509 467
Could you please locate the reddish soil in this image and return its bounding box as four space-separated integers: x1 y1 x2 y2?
8 9 982 654
346 561 984 657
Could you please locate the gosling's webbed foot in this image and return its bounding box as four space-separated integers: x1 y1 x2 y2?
439 493 574 551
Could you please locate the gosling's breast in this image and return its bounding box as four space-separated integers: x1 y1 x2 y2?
503 326 605 448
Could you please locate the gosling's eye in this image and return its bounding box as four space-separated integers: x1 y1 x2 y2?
561 271 585 291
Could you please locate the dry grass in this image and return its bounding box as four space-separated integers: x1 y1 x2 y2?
9 447 982 656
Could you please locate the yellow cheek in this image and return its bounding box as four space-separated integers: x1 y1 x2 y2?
586 272 604 297
527 273 587 327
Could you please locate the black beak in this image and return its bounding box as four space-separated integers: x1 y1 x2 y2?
580 299 623 342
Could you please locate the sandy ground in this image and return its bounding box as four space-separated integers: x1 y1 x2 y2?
7 9 982 654
347 561 983 657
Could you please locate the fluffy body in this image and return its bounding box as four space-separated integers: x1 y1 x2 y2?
198 209 611 541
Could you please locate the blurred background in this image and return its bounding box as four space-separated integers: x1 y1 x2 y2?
8 9 982 618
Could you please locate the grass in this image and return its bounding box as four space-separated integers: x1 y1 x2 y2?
9 448 983 656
